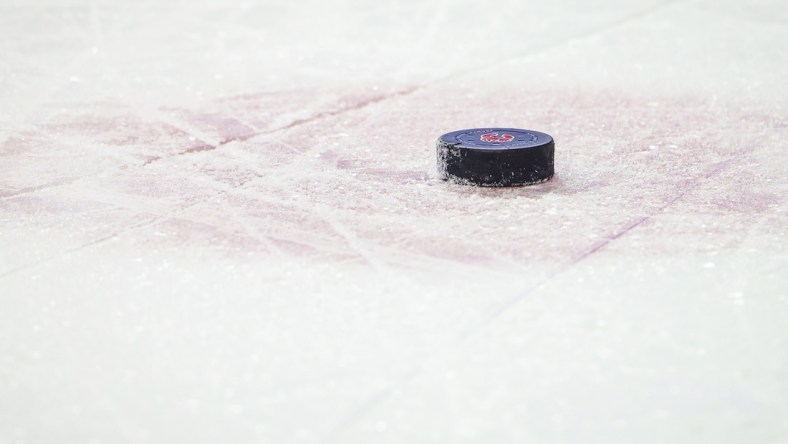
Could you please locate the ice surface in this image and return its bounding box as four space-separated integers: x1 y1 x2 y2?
1 0 787 443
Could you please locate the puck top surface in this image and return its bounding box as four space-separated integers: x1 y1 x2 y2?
440 128 553 150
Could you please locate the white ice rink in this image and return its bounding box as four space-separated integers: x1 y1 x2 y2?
1 0 787 442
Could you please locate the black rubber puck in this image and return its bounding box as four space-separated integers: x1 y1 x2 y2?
437 128 554 186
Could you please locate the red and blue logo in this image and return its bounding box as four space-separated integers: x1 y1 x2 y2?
480 132 515 143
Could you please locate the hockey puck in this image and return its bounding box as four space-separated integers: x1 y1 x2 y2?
437 128 554 186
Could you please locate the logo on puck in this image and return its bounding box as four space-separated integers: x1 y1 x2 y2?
480 132 515 143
